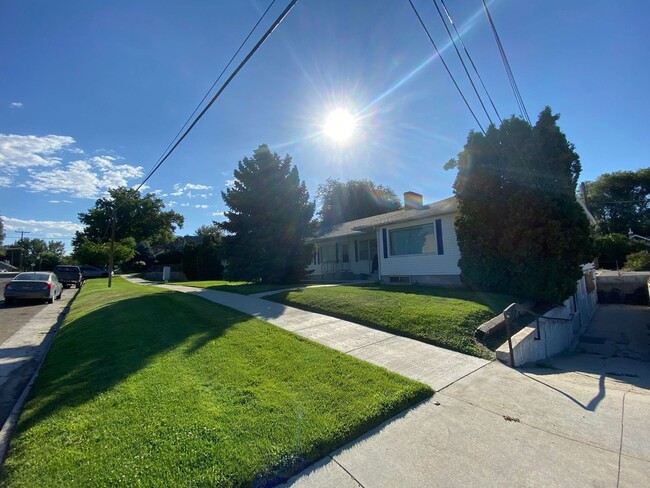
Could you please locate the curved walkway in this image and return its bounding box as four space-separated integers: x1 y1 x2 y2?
124 277 650 487
123 275 489 391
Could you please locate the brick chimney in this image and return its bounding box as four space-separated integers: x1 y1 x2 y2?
404 191 423 210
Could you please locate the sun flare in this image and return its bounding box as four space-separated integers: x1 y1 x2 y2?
323 108 356 143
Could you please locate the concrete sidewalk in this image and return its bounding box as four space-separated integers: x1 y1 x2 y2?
124 276 489 391
125 277 650 486
0 292 76 460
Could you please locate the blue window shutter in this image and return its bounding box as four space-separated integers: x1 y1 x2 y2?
435 219 444 255
382 229 388 258
354 240 359 262
335 243 339 262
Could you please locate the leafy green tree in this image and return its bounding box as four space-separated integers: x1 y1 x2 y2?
73 238 136 268
446 107 593 305
220 145 315 284
594 233 649 269
583 168 650 236
74 187 184 249
317 178 402 230
8 237 66 270
195 224 222 238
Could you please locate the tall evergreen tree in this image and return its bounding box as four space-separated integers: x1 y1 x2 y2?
447 107 593 305
220 145 315 284
0 214 5 247
316 178 402 229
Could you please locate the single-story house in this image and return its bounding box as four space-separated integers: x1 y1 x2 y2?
307 192 462 286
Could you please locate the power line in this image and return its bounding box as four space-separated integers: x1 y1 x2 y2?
430 0 494 126
407 0 487 135
439 0 503 124
136 0 299 191
482 0 530 124
137 0 279 190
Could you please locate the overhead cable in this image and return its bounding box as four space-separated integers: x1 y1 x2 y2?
430 0 494 126
407 0 487 136
481 0 530 124
136 0 299 191
440 0 503 124
137 0 279 191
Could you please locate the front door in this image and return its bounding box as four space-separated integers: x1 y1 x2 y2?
369 239 378 273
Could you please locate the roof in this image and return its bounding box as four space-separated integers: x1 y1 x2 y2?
312 196 457 242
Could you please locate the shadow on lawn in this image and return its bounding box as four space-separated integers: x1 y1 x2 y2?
16 290 243 433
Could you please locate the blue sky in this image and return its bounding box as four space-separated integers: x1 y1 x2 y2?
1 0 648 252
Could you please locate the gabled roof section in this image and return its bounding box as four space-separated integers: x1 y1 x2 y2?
312 196 457 242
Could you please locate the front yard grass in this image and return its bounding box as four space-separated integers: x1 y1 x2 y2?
180 279 297 295
1 278 431 487
267 284 515 358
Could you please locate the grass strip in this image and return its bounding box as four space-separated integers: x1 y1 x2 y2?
179 280 296 295
267 284 515 358
1 278 431 487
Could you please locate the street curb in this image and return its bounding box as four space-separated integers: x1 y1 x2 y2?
0 289 79 468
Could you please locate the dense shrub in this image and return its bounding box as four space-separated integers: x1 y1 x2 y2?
625 250 650 271
595 234 650 269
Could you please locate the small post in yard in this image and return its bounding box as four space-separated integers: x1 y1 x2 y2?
503 303 518 368
107 208 116 288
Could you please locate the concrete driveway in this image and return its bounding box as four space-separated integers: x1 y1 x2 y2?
285 307 650 487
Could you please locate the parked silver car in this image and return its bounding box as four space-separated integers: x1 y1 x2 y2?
3 272 63 305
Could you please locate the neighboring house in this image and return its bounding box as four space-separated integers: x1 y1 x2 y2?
0 260 18 272
307 192 462 286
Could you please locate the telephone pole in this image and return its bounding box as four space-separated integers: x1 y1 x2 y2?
14 230 31 270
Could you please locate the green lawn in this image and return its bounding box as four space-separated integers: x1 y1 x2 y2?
1 278 431 487
180 280 298 295
267 284 515 358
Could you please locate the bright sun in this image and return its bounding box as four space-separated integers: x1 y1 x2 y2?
323 108 356 143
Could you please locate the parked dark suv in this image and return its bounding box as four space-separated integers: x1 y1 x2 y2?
80 265 110 279
53 265 84 288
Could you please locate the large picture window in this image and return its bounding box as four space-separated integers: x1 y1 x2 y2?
389 224 435 256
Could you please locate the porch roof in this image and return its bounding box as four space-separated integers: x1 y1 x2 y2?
311 196 457 243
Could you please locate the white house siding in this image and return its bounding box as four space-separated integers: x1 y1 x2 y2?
306 235 377 278
378 212 461 285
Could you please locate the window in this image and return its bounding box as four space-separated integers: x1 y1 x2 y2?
340 244 349 263
359 240 370 261
389 224 435 256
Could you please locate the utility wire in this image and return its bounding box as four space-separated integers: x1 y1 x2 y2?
430 0 494 126
138 0 279 189
440 0 502 124
407 0 487 136
482 0 530 123
135 0 299 191
437 0 541 187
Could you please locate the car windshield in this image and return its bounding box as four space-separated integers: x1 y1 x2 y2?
15 272 50 281
56 266 78 272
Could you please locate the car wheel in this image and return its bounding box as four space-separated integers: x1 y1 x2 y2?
56 290 63 300
4 298 13 306
101 273 108 278
47 296 54 304
76 282 81 289
63 284 70 289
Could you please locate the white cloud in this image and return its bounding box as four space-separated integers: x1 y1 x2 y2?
0 134 75 174
170 182 214 197
48 200 72 204
2 216 83 239
167 200 178 206
26 157 143 198
184 183 212 191
212 211 225 217
195 204 209 209
225 179 235 188
10 102 23 109
0 133 143 199
179 203 190 207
